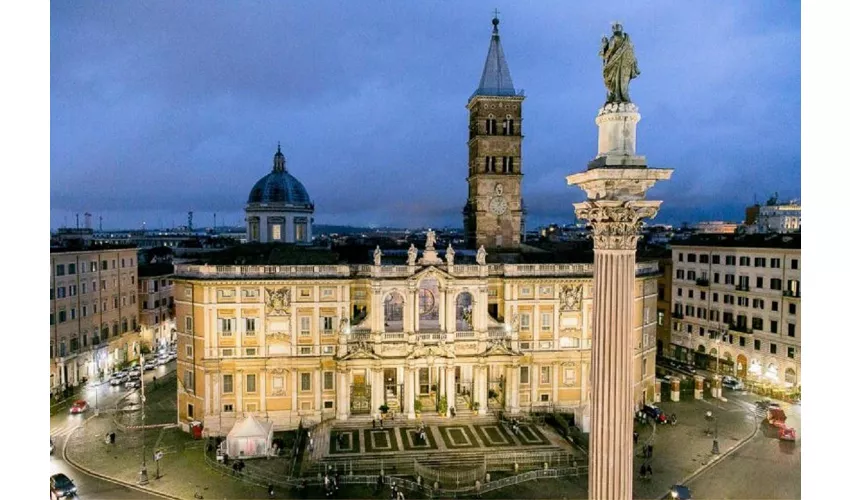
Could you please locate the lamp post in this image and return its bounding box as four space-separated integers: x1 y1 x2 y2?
138 355 149 485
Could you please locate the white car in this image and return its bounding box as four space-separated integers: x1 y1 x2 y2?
110 374 128 386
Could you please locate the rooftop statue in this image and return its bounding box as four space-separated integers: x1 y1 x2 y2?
599 22 640 104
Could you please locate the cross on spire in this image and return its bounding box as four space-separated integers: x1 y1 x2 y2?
493 8 500 19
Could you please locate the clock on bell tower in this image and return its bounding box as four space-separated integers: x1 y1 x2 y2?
463 14 525 250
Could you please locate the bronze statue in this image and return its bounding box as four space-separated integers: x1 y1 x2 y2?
599 23 640 104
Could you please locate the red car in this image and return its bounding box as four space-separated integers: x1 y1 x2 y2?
69 400 89 414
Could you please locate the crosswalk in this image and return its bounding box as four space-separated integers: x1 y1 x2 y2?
51 421 81 438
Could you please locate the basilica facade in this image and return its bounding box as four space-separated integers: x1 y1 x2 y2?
174 17 660 435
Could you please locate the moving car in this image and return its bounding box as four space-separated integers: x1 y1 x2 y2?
110 374 128 386
125 378 142 389
144 361 157 371
128 367 142 378
69 400 89 414
667 484 692 499
721 377 744 391
50 473 77 499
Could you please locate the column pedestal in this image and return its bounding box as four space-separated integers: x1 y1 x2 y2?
712 375 723 399
670 377 681 402
337 371 350 420
446 365 456 414
654 379 661 403
694 375 704 400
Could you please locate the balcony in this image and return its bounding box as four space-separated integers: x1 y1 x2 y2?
381 332 406 342
695 278 710 287
729 323 753 334
416 333 447 343
735 284 750 292
782 290 800 298
455 331 476 339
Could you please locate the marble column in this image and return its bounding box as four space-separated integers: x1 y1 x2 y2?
204 373 212 414
567 100 672 500
446 364 456 413
552 364 560 409
478 365 488 413
406 367 416 419
235 370 244 413
510 364 520 414
337 371 350 420
654 379 661 403
530 364 538 408
440 366 447 398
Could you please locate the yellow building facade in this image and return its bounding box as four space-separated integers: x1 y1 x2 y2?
175 261 659 434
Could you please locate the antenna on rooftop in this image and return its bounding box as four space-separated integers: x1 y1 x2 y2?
75 213 80 230
99 215 103 231
188 211 194 231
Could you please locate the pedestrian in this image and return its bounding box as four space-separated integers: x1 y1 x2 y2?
372 418 376 429
633 431 638 444
153 375 157 388
648 444 654 458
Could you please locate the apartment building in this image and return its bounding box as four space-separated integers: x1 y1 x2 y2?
665 234 800 392
138 263 176 350
50 245 140 392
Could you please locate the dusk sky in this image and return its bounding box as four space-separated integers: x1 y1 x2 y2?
50 1 800 231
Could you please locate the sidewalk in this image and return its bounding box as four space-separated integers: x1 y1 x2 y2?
65 412 269 499
632 396 758 500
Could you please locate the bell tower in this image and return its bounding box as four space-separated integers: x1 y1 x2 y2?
463 14 526 250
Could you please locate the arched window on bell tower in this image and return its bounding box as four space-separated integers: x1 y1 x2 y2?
504 115 515 135
486 114 497 135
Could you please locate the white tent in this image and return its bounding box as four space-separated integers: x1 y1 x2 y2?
226 414 274 459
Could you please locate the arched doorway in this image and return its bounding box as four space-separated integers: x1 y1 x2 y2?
384 292 404 332
418 278 440 331
749 359 762 378
695 344 708 370
721 352 734 376
784 367 797 387
736 354 748 380
455 292 474 331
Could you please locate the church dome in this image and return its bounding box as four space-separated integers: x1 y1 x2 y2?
247 147 313 207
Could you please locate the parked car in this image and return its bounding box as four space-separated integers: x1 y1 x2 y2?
144 361 157 371
641 404 666 422
125 378 142 389
110 370 126 380
128 367 142 377
69 400 89 414
50 473 77 499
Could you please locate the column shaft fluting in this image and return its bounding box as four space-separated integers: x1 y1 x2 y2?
589 249 635 500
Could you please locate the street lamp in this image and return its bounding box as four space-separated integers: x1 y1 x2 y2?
138 355 149 485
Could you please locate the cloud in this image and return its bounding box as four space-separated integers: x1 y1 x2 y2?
50 1 800 229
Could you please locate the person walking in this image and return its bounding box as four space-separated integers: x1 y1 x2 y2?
633 431 639 444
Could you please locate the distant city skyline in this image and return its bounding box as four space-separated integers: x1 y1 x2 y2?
51 2 800 232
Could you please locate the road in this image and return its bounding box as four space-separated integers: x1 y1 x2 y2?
50 361 175 500
686 392 801 499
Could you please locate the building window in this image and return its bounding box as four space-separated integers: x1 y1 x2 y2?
218 318 233 335
246 374 256 393
70 308 76 320
770 320 778 334
186 345 193 358
185 317 193 333
563 368 576 386
187 404 194 418
756 277 763 288
752 317 763 331
739 256 750 266
754 257 766 267
725 256 735 266
58 310 67 323
300 317 311 336
82 305 87 317
788 323 796 337
223 404 234 412
699 254 709 264
271 224 282 241
787 347 795 359
520 366 530 384
678 252 683 262
56 264 65 276
754 339 761 351
771 301 779 312
222 374 233 393
519 313 530 332
541 313 552 332
676 269 684 280
770 343 777 354
301 373 312 392
245 318 256 335
324 401 334 409
102 260 108 270
322 316 334 334
769 278 782 290
184 370 195 392
712 255 720 264
713 273 720 284
791 259 798 270
540 366 551 384
323 371 334 390
687 253 696 263
739 336 746 347
725 274 734 285
642 358 647 377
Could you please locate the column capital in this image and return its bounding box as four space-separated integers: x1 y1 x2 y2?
574 200 662 251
